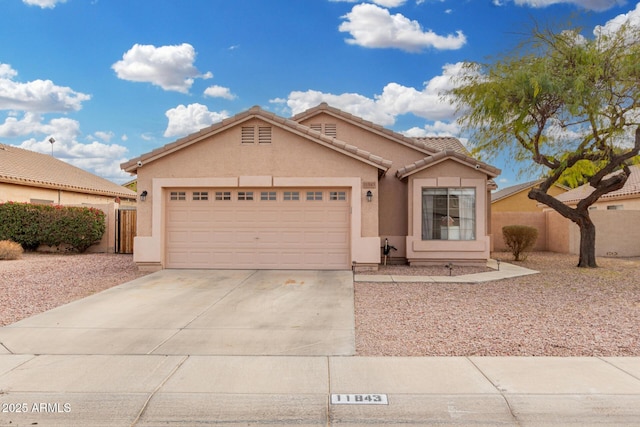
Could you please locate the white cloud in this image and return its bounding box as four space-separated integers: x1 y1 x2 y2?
22 0 66 8
512 0 625 11
330 0 407 6
112 43 212 93
204 85 237 100
402 120 462 137
594 2 640 36
339 3 466 52
0 63 91 113
94 131 115 143
14 119 132 183
286 90 397 126
164 103 230 138
284 62 464 128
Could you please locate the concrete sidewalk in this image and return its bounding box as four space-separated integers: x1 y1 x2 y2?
354 259 539 283
1 354 640 425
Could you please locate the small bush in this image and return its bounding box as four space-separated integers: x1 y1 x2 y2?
0 240 24 260
502 225 538 261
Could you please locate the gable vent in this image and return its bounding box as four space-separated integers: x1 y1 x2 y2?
241 126 255 144
258 126 272 144
324 124 337 138
309 123 336 138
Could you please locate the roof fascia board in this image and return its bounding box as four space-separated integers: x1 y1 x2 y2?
397 152 500 180
0 176 136 199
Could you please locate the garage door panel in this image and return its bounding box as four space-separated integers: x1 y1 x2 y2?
165 188 351 269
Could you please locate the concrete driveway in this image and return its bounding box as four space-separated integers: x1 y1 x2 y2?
0 269 355 356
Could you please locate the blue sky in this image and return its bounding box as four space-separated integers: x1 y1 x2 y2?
1 0 638 187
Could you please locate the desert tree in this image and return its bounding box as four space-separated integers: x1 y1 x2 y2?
450 20 640 267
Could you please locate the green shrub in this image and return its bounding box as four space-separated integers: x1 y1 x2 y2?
0 202 106 253
502 225 539 261
0 240 24 260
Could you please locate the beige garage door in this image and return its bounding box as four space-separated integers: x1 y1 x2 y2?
165 188 351 269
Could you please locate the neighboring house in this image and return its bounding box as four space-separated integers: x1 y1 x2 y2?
492 179 568 212
121 103 500 271
554 164 640 211
123 179 137 193
0 143 137 252
549 164 640 257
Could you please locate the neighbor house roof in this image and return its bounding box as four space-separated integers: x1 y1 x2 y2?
121 106 393 175
554 164 640 205
0 143 136 199
395 150 501 180
491 179 544 203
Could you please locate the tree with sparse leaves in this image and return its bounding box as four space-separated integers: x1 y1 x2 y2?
451 21 640 268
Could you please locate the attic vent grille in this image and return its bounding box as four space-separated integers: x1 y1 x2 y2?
258 126 272 144
309 123 337 137
241 126 255 144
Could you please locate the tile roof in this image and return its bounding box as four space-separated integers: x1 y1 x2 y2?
291 103 440 155
412 136 469 155
491 179 545 203
121 106 393 174
555 164 640 204
395 150 501 179
0 143 136 199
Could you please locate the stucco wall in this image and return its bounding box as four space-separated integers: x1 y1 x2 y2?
491 212 547 251
494 209 640 257
565 210 640 257
297 112 429 258
135 117 383 268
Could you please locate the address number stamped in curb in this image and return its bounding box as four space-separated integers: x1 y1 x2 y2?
331 394 389 405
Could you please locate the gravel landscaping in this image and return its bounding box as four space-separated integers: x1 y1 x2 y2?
1 251 639 357
0 252 149 327
356 252 640 356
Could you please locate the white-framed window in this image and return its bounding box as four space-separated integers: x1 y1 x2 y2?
421 188 476 240
238 191 254 201
193 191 209 201
284 191 300 201
260 191 277 201
170 191 186 201
330 191 347 201
607 205 623 210
215 191 231 201
306 191 323 201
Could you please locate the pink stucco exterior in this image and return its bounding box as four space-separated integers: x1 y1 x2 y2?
122 104 500 270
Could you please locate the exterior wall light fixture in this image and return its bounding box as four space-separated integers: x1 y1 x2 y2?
140 190 148 202
366 190 373 202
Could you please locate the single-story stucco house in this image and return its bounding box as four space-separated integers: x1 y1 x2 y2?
121 103 500 271
0 143 137 252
